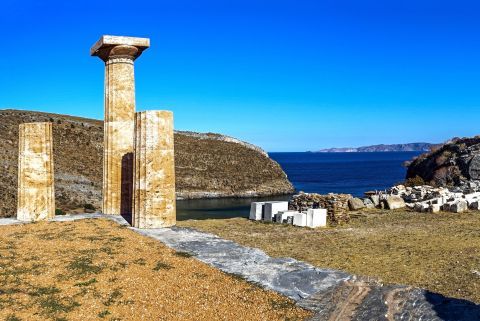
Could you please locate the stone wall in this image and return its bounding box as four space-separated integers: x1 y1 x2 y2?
289 193 352 224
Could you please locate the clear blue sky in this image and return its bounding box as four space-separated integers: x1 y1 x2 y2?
1 0 479 151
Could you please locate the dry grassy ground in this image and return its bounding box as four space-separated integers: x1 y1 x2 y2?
0 219 311 321
179 210 480 304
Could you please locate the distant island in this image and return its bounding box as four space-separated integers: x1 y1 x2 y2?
313 142 436 153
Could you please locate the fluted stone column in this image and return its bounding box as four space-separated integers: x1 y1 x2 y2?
91 35 150 215
133 111 176 228
17 122 55 221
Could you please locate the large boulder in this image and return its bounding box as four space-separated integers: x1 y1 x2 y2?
348 198 365 210
385 196 406 210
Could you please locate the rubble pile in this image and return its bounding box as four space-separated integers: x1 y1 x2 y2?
385 184 480 213
289 193 352 224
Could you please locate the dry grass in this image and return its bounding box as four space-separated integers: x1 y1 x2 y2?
0 219 312 321
179 210 480 304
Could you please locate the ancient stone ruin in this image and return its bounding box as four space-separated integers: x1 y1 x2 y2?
90 35 176 227
90 35 150 216
133 111 176 228
17 122 55 221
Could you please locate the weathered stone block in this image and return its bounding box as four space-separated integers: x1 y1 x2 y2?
263 201 289 221
132 111 176 228
429 204 441 213
306 208 327 228
469 201 480 210
369 195 380 207
348 198 365 210
293 212 307 227
450 200 467 213
249 202 265 220
385 196 406 210
17 122 55 222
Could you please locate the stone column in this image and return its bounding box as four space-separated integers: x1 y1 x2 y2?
90 35 150 215
133 111 176 228
17 122 55 221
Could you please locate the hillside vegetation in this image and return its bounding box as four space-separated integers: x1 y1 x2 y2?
0 109 293 216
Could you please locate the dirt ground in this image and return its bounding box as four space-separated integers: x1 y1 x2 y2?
180 210 480 304
0 219 312 321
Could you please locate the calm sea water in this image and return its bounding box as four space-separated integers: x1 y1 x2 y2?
269 152 421 197
177 152 420 220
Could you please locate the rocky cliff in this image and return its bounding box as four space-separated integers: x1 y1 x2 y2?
0 109 294 216
406 136 480 186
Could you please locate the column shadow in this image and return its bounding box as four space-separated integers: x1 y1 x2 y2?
120 152 133 225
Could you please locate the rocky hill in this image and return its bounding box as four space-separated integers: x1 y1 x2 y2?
406 136 480 186
0 109 293 217
315 143 435 153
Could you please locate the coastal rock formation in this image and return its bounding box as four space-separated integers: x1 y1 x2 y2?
17 123 55 221
406 136 480 187
316 142 436 153
0 109 294 217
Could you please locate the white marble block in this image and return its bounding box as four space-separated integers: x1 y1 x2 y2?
306 208 327 228
275 210 299 223
249 202 265 220
293 213 307 227
263 201 289 221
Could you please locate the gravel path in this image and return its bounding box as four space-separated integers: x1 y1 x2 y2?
2 213 479 321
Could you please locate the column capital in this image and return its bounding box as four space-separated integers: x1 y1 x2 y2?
90 35 150 62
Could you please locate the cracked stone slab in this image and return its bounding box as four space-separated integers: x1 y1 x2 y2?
0 213 478 320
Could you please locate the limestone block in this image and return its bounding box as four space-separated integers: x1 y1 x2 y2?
263 201 289 221
306 208 327 228
429 204 441 213
293 213 307 227
469 201 480 210
370 195 380 207
274 211 297 223
17 122 55 222
91 35 150 216
385 196 406 210
464 192 480 202
348 198 365 210
133 111 176 228
450 200 467 213
249 202 265 220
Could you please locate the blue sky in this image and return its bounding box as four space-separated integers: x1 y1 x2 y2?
1 0 479 151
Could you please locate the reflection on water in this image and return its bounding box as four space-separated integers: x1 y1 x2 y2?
176 195 292 221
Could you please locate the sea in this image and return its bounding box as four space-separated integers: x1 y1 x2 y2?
177 152 421 220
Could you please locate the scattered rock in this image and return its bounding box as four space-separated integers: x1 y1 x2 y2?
450 200 468 213
348 198 365 211
385 196 406 210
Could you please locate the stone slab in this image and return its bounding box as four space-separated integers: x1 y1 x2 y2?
249 202 265 220
90 35 150 56
263 201 289 221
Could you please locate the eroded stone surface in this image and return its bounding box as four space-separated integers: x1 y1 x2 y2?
133 111 176 228
17 122 55 221
91 35 150 215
